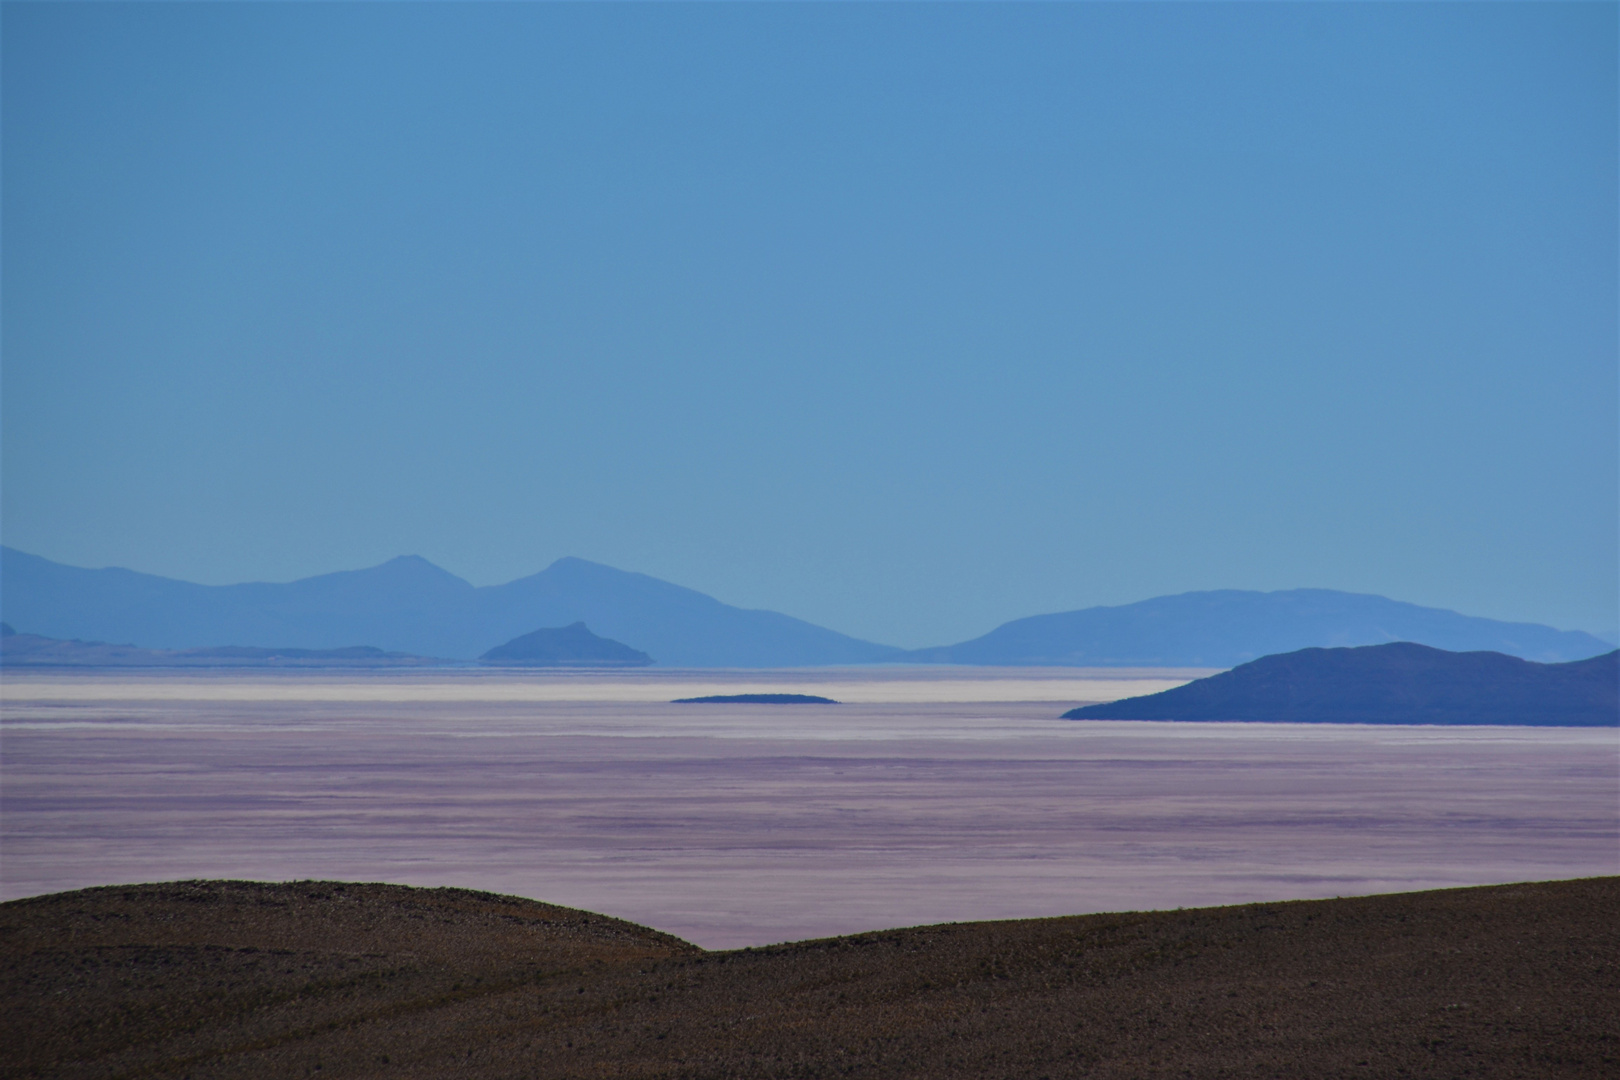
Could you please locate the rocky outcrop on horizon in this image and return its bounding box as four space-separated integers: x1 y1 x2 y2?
479 622 652 667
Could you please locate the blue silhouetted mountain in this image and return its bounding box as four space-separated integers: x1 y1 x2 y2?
0 549 474 655
480 622 651 667
0 548 903 666
7 547 1611 669
472 557 904 666
904 589 1612 666
1061 643 1619 726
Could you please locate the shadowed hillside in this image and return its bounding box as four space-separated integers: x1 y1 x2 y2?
3 878 1614 1079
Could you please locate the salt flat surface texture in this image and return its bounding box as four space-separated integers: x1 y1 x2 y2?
3 668 1616 949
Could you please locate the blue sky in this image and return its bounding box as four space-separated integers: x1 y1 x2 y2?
3 3 1615 647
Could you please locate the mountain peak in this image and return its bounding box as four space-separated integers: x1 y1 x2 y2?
301 555 473 592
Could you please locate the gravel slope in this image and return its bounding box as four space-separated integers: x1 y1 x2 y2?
3 877 1615 1079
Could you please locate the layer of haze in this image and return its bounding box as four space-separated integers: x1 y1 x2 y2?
3 4 1615 647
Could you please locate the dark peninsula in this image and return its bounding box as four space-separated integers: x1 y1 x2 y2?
672 693 839 704
479 621 652 667
1063 641 1619 726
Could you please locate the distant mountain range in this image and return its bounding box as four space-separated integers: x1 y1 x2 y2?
905 588 1614 667
0 622 438 669
1061 643 1619 726
0 547 899 667
2 547 1612 667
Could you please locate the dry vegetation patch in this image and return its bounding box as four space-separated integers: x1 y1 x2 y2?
2 878 1614 1079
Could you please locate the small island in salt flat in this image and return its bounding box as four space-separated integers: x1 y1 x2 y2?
1063 641 1619 725
671 693 839 704
479 622 652 667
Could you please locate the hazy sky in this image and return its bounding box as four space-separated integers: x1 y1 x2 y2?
3 3 1615 647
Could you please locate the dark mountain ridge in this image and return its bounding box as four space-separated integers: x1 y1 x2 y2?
1062 642 1620 726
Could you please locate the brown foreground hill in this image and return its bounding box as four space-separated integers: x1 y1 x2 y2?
2 878 1615 1079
